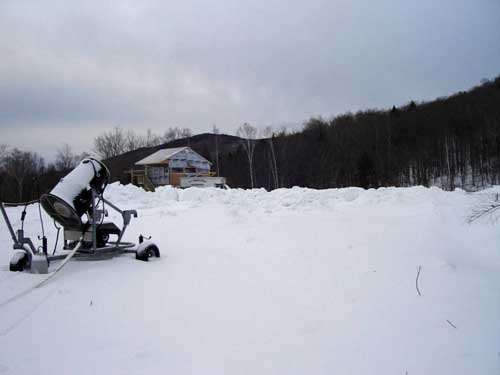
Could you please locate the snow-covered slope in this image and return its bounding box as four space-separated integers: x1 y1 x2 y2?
1 184 499 374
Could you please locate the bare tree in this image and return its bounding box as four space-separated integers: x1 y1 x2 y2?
145 129 161 147
0 144 8 172
4 149 45 200
96 126 191 159
277 126 287 136
444 135 455 191
162 127 193 143
181 128 192 146
96 127 186 157
263 126 279 189
0 144 7 160
55 143 78 171
162 127 179 143
212 124 220 176
125 130 145 152
237 123 258 188
55 144 90 171
181 128 192 138
94 126 126 159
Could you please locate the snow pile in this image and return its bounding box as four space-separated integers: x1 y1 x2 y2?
0 184 499 374
105 182 492 213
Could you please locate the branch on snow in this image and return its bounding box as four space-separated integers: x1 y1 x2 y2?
415 265 422 296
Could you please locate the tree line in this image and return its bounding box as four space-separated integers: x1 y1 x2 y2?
94 126 193 160
0 144 88 202
214 76 500 190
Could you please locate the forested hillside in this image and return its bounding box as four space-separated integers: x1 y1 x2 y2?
112 76 500 191
266 76 500 190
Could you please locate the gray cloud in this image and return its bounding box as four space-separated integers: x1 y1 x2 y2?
1 0 499 159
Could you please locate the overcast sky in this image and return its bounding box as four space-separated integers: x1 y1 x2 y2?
1 0 499 160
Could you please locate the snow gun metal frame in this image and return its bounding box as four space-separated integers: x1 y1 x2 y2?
0 158 160 274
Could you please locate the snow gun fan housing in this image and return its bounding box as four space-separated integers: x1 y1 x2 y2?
40 158 109 229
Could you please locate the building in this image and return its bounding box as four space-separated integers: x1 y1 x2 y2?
127 147 214 190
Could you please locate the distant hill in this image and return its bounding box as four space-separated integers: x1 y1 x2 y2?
106 76 500 191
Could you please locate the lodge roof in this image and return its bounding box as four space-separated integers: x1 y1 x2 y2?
135 147 211 165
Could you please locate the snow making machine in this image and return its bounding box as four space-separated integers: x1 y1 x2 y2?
0 158 160 274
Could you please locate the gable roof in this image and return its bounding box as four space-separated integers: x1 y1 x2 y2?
135 147 212 165
135 147 188 165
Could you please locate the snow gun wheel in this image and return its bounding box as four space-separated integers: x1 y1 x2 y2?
135 243 160 262
9 252 29 272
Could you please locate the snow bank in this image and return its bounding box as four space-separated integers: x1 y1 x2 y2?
105 182 499 213
0 184 499 375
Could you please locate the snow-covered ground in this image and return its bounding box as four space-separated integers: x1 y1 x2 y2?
1 184 499 374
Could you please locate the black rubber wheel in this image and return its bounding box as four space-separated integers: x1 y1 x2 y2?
97 232 109 247
9 252 29 272
136 244 160 262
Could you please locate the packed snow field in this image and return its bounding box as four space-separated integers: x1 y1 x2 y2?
1 183 499 374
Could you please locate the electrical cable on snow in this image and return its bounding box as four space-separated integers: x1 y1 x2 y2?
0 240 83 310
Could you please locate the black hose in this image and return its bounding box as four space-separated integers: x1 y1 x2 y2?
35 178 45 238
37 200 45 238
21 204 28 231
99 195 105 225
2 199 39 207
52 219 62 255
